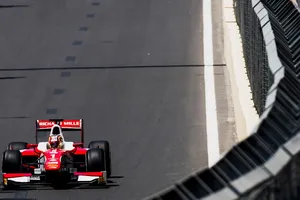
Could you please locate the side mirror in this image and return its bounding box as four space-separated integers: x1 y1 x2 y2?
73 143 83 148
27 144 38 149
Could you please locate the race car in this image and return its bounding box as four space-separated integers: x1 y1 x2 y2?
1 119 112 188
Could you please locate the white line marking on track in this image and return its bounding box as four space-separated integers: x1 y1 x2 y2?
203 0 220 167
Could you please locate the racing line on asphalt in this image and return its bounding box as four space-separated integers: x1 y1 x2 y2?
12 2 101 199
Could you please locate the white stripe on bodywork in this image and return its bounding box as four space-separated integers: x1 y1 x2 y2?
77 176 99 182
8 177 30 182
77 171 107 182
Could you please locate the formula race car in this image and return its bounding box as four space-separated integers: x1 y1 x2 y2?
1 119 112 188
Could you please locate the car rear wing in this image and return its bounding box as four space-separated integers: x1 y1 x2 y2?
35 119 84 144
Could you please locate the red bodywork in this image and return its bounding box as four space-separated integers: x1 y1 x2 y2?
31 145 83 170
44 148 72 171
21 142 86 171
30 118 86 171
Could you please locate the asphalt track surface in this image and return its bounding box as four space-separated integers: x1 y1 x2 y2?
0 0 235 199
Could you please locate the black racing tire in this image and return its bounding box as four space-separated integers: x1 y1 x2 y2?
88 140 111 177
2 150 22 173
7 142 28 151
86 148 105 172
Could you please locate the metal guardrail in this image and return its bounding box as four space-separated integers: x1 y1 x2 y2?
145 0 300 199
235 0 274 116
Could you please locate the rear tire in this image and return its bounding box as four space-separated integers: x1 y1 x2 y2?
86 148 105 172
7 142 28 151
88 140 111 177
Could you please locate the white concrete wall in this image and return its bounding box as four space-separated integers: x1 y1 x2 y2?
222 0 259 142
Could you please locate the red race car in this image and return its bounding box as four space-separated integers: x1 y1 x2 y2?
1 119 112 189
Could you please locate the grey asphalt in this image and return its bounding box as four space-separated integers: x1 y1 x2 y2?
0 0 232 199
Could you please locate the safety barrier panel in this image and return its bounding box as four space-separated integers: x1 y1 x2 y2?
235 0 274 116
145 0 300 199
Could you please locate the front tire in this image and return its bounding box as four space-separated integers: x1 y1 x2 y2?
2 150 22 173
88 140 111 177
2 150 22 189
86 148 105 172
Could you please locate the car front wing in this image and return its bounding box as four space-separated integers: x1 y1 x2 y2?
2 171 107 186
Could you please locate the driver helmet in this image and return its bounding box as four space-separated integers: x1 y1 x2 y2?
49 136 59 149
